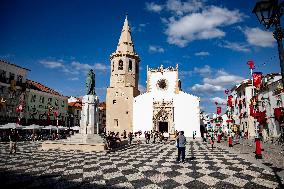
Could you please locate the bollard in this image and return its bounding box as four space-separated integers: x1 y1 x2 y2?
217 134 221 143
255 138 262 159
229 136 233 147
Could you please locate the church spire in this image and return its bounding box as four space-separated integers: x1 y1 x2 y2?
115 15 136 54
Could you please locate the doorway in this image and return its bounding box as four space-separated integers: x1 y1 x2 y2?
158 122 168 133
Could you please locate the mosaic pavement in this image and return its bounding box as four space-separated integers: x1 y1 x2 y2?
0 141 283 189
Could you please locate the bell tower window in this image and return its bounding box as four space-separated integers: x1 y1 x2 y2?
128 60 132 71
118 60 123 70
135 62 139 73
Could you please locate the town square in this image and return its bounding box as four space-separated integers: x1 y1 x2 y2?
0 0 284 188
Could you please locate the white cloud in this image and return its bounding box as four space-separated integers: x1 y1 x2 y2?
139 84 146 93
145 2 163 13
219 41 250 52
39 59 108 75
195 51 210 56
166 0 204 15
165 6 244 47
179 70 193 77
68 77 79 81
191 83 224 93
94 63 108 70
243 27 275 47
190 67 244 94
203 74 244 87
193 65 211 76
149 45 165 53
39 60 64 68
71 61 93 71
211 97 226 104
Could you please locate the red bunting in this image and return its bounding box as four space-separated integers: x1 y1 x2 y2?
217 107 222 115
227 95 233 107
247 60 255 70
54 111 58 118
274 107 284 123
252 72 262 90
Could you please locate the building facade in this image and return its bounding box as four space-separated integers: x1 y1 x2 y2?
24 80 68 126
133 65 200 138
229 79 256 138
98 102 106 133
0 60 30 124
258 73 284 136
106 16 140 133
68 97 82 128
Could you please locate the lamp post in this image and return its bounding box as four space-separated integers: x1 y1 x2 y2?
253 0 284 85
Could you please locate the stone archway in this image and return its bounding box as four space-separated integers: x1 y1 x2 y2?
152 100 174 134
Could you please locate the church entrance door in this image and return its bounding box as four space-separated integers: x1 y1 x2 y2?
158 122 168 133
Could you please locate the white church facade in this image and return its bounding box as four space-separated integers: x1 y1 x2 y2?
133 65 201 138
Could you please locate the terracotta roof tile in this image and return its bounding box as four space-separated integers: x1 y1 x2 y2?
27 79 62 96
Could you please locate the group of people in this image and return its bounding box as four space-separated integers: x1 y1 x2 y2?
104 131 124 149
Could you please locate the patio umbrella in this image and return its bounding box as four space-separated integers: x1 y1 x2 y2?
42 125 57 130
71 126 80 131
0 123 22 129
22 124 44 130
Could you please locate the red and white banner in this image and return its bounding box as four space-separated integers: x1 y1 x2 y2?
252 72 262 90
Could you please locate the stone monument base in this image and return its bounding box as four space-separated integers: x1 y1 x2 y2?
41 134 106 152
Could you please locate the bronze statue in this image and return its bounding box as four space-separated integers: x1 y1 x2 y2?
86 69 96 95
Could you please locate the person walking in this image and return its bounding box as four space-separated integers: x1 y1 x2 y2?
128 132 133 145
146 132 150 144
9 129 18 154
210 136 214 150
176 131 186 163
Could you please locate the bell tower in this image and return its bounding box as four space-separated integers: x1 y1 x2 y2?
106 15 140 133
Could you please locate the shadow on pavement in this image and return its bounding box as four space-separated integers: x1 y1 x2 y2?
263 162 284 189
0 170 128 189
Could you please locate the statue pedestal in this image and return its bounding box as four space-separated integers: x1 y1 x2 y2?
41 94 107 152
80 95 99 134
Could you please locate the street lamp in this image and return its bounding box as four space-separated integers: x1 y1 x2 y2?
253 0 284 85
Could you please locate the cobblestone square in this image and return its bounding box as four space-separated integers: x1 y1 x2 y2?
0 141 283 189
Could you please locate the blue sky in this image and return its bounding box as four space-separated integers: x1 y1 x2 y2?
0 0 281 113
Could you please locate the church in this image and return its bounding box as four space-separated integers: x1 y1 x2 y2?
133 65 201 138
106 16 200 137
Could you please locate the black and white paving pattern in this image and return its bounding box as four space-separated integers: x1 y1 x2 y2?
0 141 283 189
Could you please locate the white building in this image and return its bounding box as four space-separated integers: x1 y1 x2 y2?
0 60 30 124
258 73 284 137
229 79 256 137
133 65 200 138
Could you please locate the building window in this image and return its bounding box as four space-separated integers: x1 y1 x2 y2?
128 60 132 71
136 62 139 73
39 96 44 103
118 60 123 70
9 72 15 83
113 100 116 104
47 98 52 105
0 70 6 83
61 101 65 107
31 95 36 103
17 75 23 84
114 119 118 127
77 110 80 115
112 62 114 72
55 99 58 106
126 111 128 114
